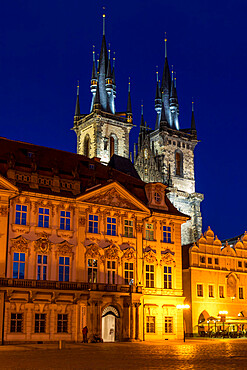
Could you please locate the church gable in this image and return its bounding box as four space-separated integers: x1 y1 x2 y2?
77 182 149 213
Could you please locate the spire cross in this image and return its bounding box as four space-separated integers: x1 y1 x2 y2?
164 32 167 58
103 7 106 35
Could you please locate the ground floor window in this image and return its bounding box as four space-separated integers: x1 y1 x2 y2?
10 313 23 333
124 262 134 285
57 314 68 333
146 316 155 333
35 313 46 333
164 316 173 333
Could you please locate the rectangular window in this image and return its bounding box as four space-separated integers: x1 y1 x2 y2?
60 211 71 230
88 259 97 283
163 226 171 243
146 264 154 288
208 257 212 264
107 217 116 236
35 313 46 333
13 252 25 279
219 285 224 298
164 316 173 333
215 258 219 265
209 285 214 297
164 266 172 289
146 224 154 241
38 208 50 228
88 214 98 233
37 255 47 280
57 314 68 333
239 287 244 299
197 284 203 297
59 256 70 282
107 260 116 284
124 220 133 237
238 261 242 268
146 316 155 333
10 313 23 333
15 204 27 225
200 256 205 263
124 262 134 285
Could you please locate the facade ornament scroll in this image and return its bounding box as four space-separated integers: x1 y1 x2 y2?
122 248 136 261
0 206 8 217
160 252 176 267
34 235 52 255
56 240 74 257
104 244 122 261
79 216 86 226
136 223 143 233
143 250 158 264
85 244 103 261
10 235 29 253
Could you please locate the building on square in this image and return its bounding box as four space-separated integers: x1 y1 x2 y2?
183 227 247 336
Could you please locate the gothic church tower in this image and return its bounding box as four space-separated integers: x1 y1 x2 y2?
73 14 133 165
134 38 203 245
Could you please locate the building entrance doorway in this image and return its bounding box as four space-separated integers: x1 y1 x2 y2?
102 306 119 342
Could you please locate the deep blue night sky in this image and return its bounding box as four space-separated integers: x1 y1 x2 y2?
0 0 246 240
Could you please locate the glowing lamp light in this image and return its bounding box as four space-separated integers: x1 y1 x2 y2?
218 311 228 315
176 304 190 310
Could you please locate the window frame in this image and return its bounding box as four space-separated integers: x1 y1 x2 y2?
145 223 154 241
124 219 134 238
164 316 173 334
38 207 50 228
15 204 28 226
219 285 224 298
35 313 46 333
88 258 98 283
239 286 244 299
106 217 117 236
163 226 172 243
164 265 172 289
12 252 26 279
146 316 155 333
145 264 155 288
88 214 99 234
57 314 68 333
106 260 116 284
208 284 214 298
60 210 71 231
197 284 203 297
58 256 70 282
10 313 23 333
37 254 48 281
124 262 134 285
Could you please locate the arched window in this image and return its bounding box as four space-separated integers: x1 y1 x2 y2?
109 134 118 158
84 136 90 157
175 151 183 176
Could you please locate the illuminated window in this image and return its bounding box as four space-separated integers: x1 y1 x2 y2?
84 136 90 157
164 266 172 289
10 313 23 333
146 223 154 241
200 256 205 264
107 260 116 284
197 284 203 297
238 261 242 268
57 314 68 333
60 211 71 230
35 314 46 333
107 217 116 236
146 264 154 288
13 252 25 279
38 208 49 228
88 214 98 233
124 220 133 237
110 136 115 157
215 258 219 265
146 316 155 333
124 262 134 285
163 226 171 243
209 285 214 298
37 255 47 280
15 204 27 225
164 317 173 333
88 259 97 283
175 151 182 176
219 286 224 298
59 257 70 282
239 287 244 299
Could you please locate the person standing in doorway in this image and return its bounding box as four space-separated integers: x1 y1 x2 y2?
82 326 88 343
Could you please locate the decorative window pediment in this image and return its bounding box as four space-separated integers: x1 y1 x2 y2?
10 235 29 253
143 249 157 264
56 240 74 257
160 250 176 266
34 235 52 254
104 244 122 260
122 247 136 261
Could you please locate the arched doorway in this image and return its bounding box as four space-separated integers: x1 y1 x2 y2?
102 305 119 342
198 310 209 335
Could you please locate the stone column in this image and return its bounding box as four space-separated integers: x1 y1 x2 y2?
130 303 135 340
135 303 141 340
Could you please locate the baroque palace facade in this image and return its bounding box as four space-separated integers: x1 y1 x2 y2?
0 137 188 343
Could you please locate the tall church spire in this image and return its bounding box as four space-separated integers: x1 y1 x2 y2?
126 77 132 122
98 11 109 111
90 46 97 112
191 99 197 136
75 81 80 116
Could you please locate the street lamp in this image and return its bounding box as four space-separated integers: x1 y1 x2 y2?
177 304 190 342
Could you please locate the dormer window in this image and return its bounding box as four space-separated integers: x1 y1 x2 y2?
154 192 161 204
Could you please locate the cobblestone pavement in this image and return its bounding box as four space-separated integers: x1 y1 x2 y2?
1 339 247 369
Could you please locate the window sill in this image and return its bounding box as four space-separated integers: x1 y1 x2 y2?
35 226 52 235
161 240 174 244
57 229 74 238
11 224 30 233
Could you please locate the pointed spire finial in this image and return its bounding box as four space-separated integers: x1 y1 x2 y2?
171 65 174 81
156 66 159 82
174 71 177 88
97 53 99 72
128 77 131 92
141 100 144 116
102 7 106 35
93 45 95 62
108 43 111 59
192 97 194 112
77 80 79 95
164 32 167 58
